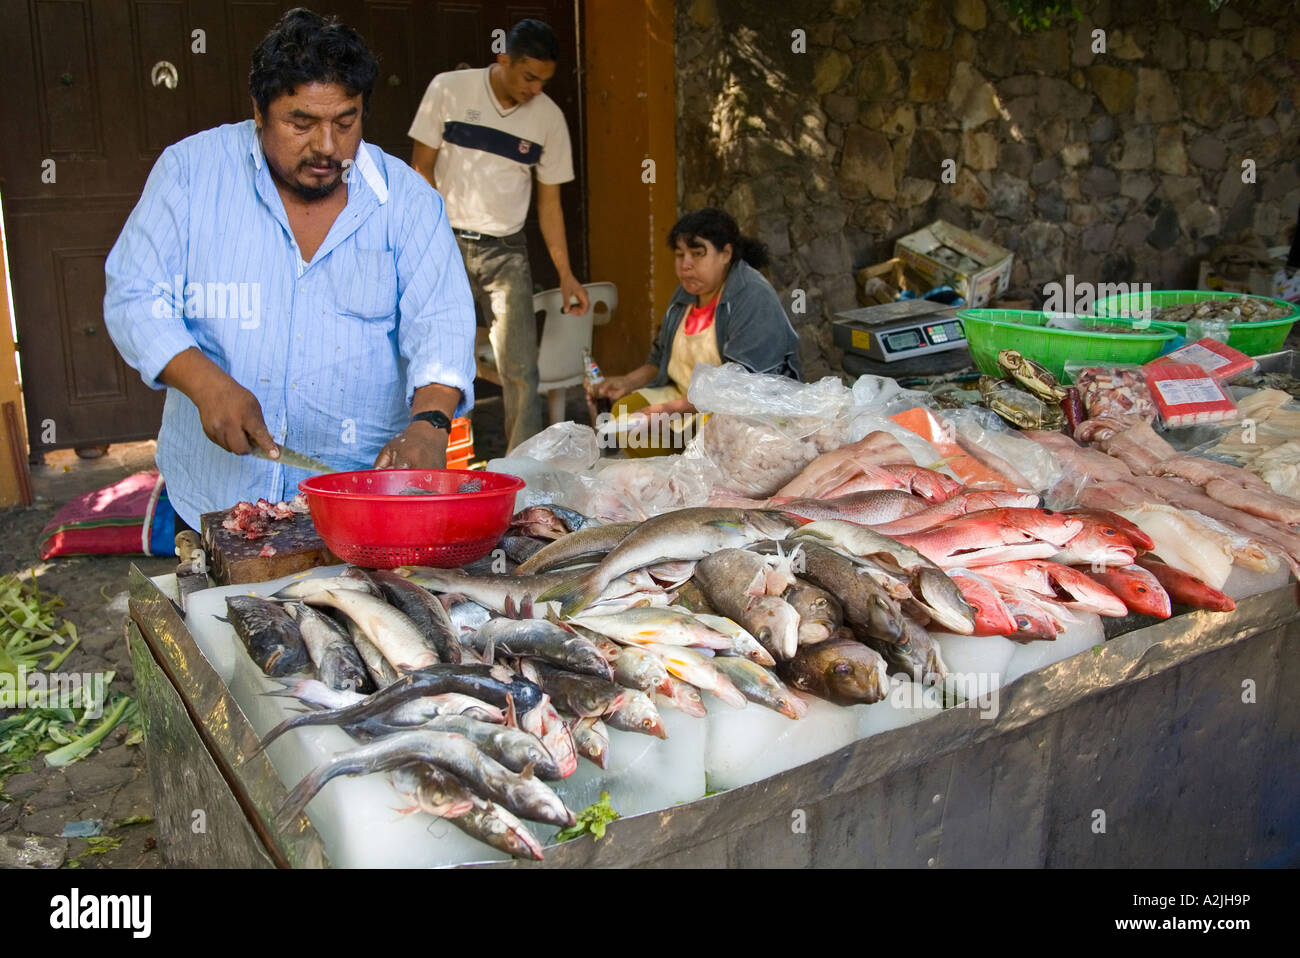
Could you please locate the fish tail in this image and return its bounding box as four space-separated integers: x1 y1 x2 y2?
538 572 603 618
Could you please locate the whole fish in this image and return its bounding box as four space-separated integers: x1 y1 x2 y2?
518 695 578 779
695 548 798 600
570 606 733 650
225 595 311 677
869 490 1043 536
977 560 1128 617
277 730 574 828
1067 508 1155 552
693 613 776 666
1134 556 1235 612
271 575 379 601
692 549 802 659
780 580 843 646
779 635 890 706
893 523 1059 568
771 490 930 525
519 660 628 718
398 764 545 861
656 676 707 717
763 539 906 645
857 616 948 686
513 522 638 575
603 688 668 738
538 508 800 617
419 714 560 778
368 570 464 664
607 644 672 693
711 656 808 719
633 643 747 708
347 620 402 688
304 590 440 672
571 717 611 768
1083 565 1172 619
284 602 374 693
257 664 545 752
1050 513 1138 567
471 618 613 680
946 569 1018 636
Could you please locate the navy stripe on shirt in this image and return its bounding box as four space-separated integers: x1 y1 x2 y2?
442 121 542 165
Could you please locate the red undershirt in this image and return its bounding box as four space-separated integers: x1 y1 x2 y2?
683 296 719 335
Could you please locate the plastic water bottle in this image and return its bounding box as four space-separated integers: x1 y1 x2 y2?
582 348 611 419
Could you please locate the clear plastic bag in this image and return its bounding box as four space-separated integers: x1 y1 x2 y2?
573 456 713 521
941 406 1064 493
508 422 601 474
683 364 855 498
1066 363 1157 425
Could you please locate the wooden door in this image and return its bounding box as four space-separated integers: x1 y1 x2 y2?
0 0 584 452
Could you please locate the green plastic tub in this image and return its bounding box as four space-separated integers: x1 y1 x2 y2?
1093 290 1300 356
956 309 1180 383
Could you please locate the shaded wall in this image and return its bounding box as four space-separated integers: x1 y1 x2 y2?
677 0 1300 378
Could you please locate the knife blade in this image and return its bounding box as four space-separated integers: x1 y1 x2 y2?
251 444 336 475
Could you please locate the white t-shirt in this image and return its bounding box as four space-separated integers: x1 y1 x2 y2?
408 67 574 237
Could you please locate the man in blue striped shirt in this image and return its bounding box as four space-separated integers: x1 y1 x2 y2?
104 8 475 531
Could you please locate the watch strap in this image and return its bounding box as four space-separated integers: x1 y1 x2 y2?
411 410 452 431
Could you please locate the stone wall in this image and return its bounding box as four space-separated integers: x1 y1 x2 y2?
675 0 1300 378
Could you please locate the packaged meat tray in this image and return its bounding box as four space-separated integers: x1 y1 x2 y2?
1144 338 1258 383
1144 362 1240 427
1068 365 1157 425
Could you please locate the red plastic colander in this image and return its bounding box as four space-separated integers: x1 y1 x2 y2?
298 468 525 569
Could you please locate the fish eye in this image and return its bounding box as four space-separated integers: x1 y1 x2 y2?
970 602 982 613
833 663 853 675
1136 586 1147 593
1016 617 1032 629
1103 528 1117 536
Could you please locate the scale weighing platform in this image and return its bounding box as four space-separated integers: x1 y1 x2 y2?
833 299 968 363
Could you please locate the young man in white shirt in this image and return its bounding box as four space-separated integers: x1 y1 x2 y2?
408 19 588 451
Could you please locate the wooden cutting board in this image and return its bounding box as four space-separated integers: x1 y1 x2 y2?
201 510 339 585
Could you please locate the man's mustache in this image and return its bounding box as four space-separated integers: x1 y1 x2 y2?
300 157 341 171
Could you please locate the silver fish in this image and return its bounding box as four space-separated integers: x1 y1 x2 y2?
693 613 777 666
392 765 544 861
571 716 610 769
285 602 373 693
278 730 573 828
539 508 800 617
711 655 808 719
603 688 668 738
271 575 379 601
225 595 310 677
513 522 638 575
420 714 560 779
304 589 440 672
368 570 463 664
470 618 613 680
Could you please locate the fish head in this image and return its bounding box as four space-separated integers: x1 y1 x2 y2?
915 569 976 634
748 510 802 540
820 643 890 703
1002 599 1058 641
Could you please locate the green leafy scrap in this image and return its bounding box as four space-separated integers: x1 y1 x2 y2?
554 791 621 843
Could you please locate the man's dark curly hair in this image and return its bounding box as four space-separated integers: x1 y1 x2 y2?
249 8 378 117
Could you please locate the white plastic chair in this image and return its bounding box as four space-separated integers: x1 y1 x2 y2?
535 282 618 424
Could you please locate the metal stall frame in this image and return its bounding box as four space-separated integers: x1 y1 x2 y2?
127 566 1300 868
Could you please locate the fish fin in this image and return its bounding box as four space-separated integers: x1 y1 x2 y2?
213 614 230 624
481 637 496 666
504 595 518 619
504 692 518 729
538 573 602 618
520 761 535 781
520 596 536 619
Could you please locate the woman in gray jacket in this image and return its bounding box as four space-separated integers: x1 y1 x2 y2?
593 208 801 454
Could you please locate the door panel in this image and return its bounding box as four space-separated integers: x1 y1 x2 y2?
0 0 585 451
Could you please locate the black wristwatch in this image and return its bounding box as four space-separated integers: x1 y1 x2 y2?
411 410 452 432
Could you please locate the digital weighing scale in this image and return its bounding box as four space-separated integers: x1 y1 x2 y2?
832 299 968 363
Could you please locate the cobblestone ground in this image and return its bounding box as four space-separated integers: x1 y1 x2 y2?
0 390 521 868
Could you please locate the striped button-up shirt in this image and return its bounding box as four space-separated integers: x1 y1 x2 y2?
105 120 476 529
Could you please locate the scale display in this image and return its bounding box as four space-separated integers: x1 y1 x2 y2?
833 302 969 363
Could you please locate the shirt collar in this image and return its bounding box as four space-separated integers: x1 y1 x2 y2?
247 120 388 205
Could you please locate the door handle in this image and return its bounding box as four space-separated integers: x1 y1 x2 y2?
151 61 179 90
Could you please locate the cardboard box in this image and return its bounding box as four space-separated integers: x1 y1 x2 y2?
1198 246 1300 303
893 220 1014 308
